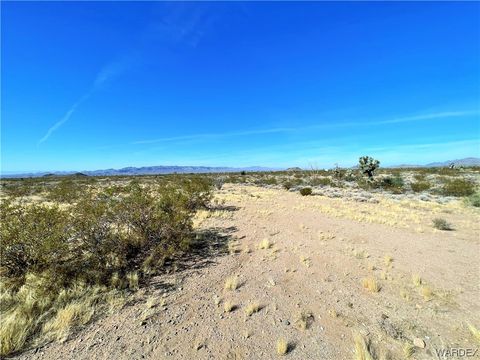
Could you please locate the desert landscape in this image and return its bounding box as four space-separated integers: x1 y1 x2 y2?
2 2 479 359
1 162 479 359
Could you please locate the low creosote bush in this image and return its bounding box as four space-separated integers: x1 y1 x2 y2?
0 177 213 356
45 179 82 202
441 179 476 197
379 175 405 193
466 192 480 207
432 218 453 231
411 181 431 193
283 181 293 190
309 177 332 187
299 187 312 196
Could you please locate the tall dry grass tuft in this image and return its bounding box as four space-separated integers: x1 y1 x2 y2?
353 334 375 360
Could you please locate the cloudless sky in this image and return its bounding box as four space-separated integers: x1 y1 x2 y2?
1 1 479 173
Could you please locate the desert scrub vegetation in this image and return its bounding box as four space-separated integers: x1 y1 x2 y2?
410 180 432 193
441 178 476 197
361 277 380 293
359 156 380 180
432 218 453 231
299 187 312 196
0 176 213 356
224 276 238 291
379 174 405 194
465 191 480 207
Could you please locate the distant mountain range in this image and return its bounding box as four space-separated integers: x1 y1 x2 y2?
2 158 479 178
424 157 480 167
1 165 276 178
391 157 480 168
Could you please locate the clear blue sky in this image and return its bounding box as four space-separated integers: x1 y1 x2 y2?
2 1 479 173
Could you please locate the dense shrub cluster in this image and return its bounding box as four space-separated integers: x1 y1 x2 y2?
1 177 212 291
299 187 312 196
45 179 82 202
379 175 405 194
0 177 212 355
441 179 476 197
309 177 332 187
411 181 432 193
465 192 480 207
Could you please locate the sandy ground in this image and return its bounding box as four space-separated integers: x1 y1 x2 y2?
17 184 480 360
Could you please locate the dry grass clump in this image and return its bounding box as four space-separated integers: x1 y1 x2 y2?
300 255 311 267
468 323 480 344
361 278 380 293
127 272 139 290
145 296 157 309
259 238 272 249
403 342 415 358
353 249 370 259
224 301 235 313
420 286 434 301
42 300 94 341
0 276 109 356
329 308 338 318
353 334 375 360
245 302 260 316
400 289 411 302
383 255 393 266
412 274 422 287
380 271 388 280
276 338 289 355
224 276 238 291
296 311 314 330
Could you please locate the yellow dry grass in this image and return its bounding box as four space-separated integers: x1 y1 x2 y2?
224 301 234 313
353 334 374 360
420 286 434 301
276 338 288 355
259 238 272 250
403 342 414 358
468 323 480 344
42 300 94 342
383 255 393 266
362 278 380 293
127 271 139 290
412 274 422 287
245 302 260 316
224 276 238 291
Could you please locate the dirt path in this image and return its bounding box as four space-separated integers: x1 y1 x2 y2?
18 184 480 360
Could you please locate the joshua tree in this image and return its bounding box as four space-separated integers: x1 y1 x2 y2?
359 156 380 179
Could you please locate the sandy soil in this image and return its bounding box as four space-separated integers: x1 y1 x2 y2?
17 184 480 359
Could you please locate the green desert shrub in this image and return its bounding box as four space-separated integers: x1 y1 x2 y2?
45 179 82 202
262 177 278 185
309 177 332 187
432 218 453 231
300 187 312 196
0 179 212 356
283 181 293 190
465 192 480 207
379 175 405 193
441 179 475 197
411 181 432 193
